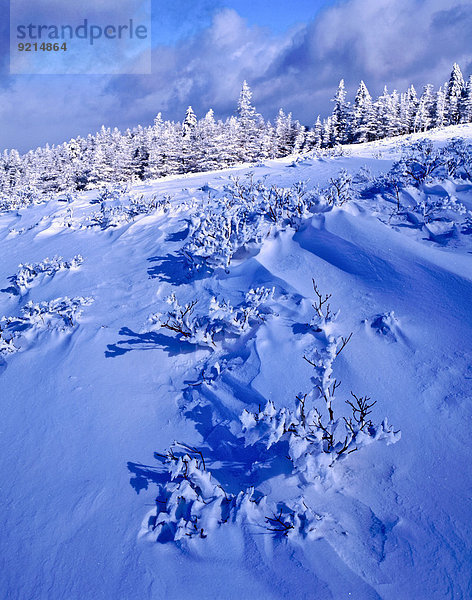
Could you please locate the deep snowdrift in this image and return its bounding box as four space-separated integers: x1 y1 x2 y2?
1 125 472 600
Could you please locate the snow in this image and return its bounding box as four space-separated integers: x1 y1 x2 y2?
1 125 472 599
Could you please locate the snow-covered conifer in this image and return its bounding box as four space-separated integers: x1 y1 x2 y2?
445 63 465 125
331 79 350 143
352 81 375 143
460 75 472 123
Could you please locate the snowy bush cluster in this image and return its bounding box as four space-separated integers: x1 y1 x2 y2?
149 287 274 348
1 64 471 195
4 296 93 332
146 282 400 544
0 324 17 355
145 442 325 543
390 139 472 186
237 280 400 480
0 186 48 213
8 255 83 294
240 389 400 480
89 192 171 229
320 169 353 207
361 138 472 237
0 296 93 356
147 443 263 541
182 178 316 270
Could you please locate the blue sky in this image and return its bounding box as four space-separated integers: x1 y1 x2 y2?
154 0 333 44
1 0 471 152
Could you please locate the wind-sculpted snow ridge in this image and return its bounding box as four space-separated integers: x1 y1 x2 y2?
143 280 400 545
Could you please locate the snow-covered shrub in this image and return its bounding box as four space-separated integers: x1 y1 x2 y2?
390 140 447 186
149 288 274 348
264 500 324 540
182 211 256 270
150 295 217 346
362 171 403 211
0 186 48 213
239 277 399 478
3 296 93 332
443 139 472 180
89 193 170 229
9 255 83 294
363 141 472 227
0 325 18 355
146 442 265 542
308 278 337 330
209 286 274 334
319 145 350 159
321 169 353 206
257 181 315 225
146 441 325 543
94 183 131 203
240 383 400 479
462 215 472 234
182 178 316 271
403 191 469 232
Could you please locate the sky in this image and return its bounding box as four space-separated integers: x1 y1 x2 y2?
1 0 472 152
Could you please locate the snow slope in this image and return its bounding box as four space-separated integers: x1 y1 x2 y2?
1 125 472 600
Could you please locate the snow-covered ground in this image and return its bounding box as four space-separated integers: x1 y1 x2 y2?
1 125 472 600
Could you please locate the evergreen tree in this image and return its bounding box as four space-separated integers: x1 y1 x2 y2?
219 116 240 166
389 90 403 136
322 116 334 147
445 63 465 125
352 81 375 142
460 75 472 123
293 125 307 154
414 85 435 132
374 86 394 139
182 106 197 137
331 79 350 143
6 149 22 188
262 121 276 159
235 81 264 162
275 109 299 157
313 115 323 149
434 86 447 129
406 85 419 133
195 109 220 171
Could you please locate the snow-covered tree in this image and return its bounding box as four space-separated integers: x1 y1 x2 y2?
414 85 436 132
460 75 472 123
182 106 197 137
1 64 469 197
445 63 465 125
374 86 395 139
235 81 265 162
352 81 375 143
275 109 301 157
331 79 350 144
435 86 447 129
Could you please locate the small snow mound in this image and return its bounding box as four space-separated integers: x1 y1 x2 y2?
425 220 456 241
368 311 399 342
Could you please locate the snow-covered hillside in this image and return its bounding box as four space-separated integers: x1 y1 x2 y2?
1 125 472 600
